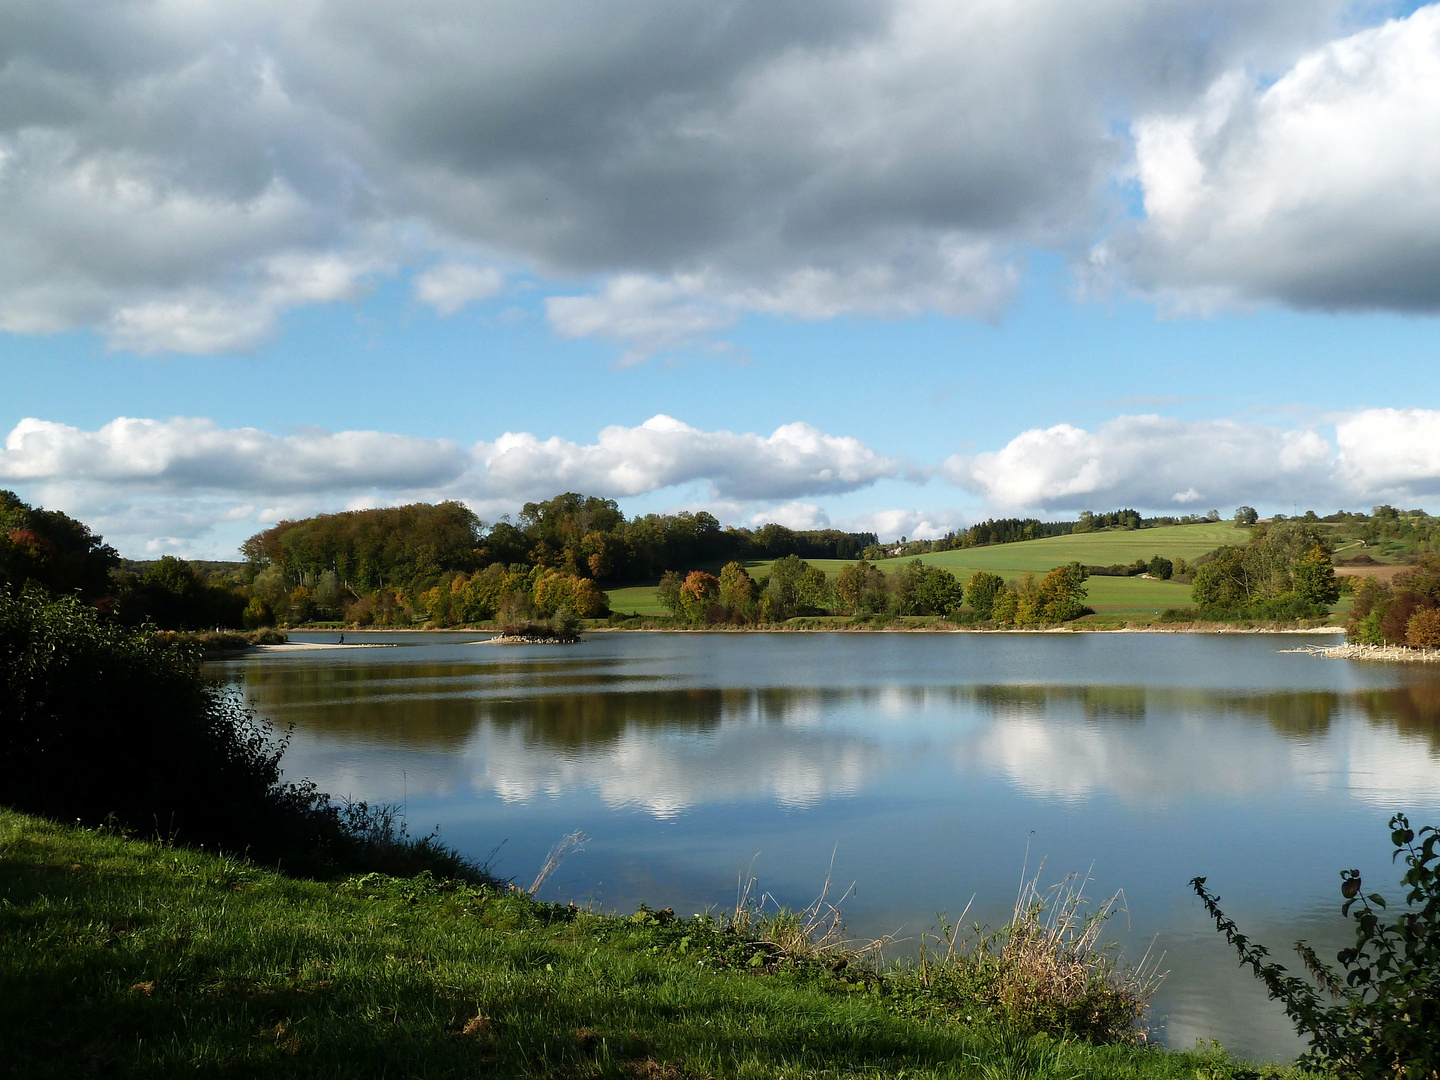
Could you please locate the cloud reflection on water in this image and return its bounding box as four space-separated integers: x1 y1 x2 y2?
237 658 1440 818
969 685 1440 808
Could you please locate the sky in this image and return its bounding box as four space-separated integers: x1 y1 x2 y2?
3 0 1440 559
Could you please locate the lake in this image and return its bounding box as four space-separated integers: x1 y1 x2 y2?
209 630 1440 1062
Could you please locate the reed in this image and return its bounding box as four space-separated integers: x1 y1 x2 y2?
892 866 1165 1044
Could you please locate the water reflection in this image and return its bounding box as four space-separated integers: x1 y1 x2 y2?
232 657 1440 816
211 635 1440 1061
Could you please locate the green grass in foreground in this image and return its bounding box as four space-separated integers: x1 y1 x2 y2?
0 810 1315 1079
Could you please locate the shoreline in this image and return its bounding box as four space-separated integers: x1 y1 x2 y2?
283 623 1346 636
254 641 399 652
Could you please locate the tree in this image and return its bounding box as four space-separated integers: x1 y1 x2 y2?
1194 523 1339 619
761 555 831 620
0 490 119 602
1035 562 1090 623
534 570 609 618
1293 545 1340 607
990 583 1019 627
1192 814 1440 1079
966 571 1005 620
1147 555 1173 580
314 569 344 618
656 570 685 617
1407 607 1440 648
717 562 756 617
890 560 963 616
1013 572 1043 627
1347 552 1440 646
836 559 889 615
1234 506 1259 526
1191 547 1250 609
679 570 720 623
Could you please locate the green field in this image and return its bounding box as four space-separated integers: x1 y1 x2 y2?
606 522 1248 619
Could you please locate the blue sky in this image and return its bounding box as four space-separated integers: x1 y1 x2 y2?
4 0 1440 557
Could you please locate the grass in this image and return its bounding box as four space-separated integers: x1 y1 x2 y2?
0 809 1318 1079
605 583 673 616
899 522 1246 574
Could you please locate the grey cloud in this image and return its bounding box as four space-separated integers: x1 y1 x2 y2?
0 0 1382 353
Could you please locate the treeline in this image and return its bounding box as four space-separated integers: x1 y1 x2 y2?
239 493 878 628
1 490 243 630
652 556 1091 629
1327 505 1440 555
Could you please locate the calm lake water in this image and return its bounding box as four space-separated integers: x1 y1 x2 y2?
209 631 1440 1062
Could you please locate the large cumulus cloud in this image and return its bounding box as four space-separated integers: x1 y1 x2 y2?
0 0 1388 356
1121 4 1440 310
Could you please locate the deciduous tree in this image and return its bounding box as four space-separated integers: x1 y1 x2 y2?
836 559 889 615
679 570 720 624
966 571 1005 620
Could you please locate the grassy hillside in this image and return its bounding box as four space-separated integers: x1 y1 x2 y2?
0 810 1306 1079
607 523 1247 619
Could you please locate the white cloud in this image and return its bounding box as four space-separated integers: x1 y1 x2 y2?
0 413 902 555
1126 4 1440 310
842 509 962 543
748 502 831 532
942 410 1440 512
1335 408 1440 499
470 415 901 502
546 242 1021 362
545 275 734 365
414 263 506 315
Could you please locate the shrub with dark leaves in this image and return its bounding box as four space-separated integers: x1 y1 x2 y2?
1193 814 1439 1079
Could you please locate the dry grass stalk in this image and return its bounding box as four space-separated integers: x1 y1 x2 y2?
528 830 588 896
725 849 896 964
914 863 1166 1043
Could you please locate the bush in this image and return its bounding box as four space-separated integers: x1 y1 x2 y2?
1192 814 1440 1079
498 604 582 642
0 589 486 880
2 590 285 845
